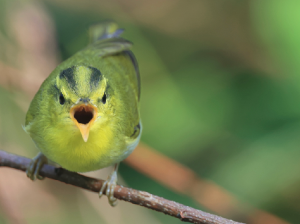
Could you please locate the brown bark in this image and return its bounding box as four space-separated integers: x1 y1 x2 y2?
0 150 244 224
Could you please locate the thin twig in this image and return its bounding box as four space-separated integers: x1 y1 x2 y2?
0 150 244 224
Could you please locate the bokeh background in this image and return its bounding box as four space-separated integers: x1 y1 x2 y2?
0 0 300 223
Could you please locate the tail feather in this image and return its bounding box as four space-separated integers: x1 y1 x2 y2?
89 22 124 44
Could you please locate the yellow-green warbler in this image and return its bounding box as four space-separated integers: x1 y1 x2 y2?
24 22 141 206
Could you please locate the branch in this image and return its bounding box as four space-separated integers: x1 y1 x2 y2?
0 150 243 224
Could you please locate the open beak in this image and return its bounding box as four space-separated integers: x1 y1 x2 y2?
70 104 98 142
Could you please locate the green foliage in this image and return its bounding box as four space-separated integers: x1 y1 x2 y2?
1 0 300 223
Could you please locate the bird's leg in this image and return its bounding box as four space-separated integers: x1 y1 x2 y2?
26 152 48 181
99 163 119 206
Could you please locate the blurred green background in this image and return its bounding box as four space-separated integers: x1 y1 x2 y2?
1 0 300 223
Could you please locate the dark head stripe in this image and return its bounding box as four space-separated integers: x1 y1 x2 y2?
59 67 76 90
89 66 102 90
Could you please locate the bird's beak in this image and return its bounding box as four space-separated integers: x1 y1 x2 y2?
70 104 98 142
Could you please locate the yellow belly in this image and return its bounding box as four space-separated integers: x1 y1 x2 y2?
34 122 127 172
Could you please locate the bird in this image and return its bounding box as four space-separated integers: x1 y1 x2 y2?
24 22 141 206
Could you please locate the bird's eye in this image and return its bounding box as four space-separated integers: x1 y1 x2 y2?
59 93 65 105
102 93 106 104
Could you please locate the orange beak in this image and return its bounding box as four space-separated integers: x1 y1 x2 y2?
70 104 98 142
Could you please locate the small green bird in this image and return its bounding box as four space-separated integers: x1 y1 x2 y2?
24 22 141 206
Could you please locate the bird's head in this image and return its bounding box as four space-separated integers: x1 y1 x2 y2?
54 65 109 142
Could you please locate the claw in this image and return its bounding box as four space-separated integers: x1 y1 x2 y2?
26 153 47 181
99 163 119 206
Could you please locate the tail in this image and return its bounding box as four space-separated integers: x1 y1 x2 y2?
89 21 124 44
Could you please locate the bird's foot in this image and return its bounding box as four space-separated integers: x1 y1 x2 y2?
99 163 119 206
26 153 48 181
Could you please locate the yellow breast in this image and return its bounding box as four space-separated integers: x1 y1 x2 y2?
30 119 127 172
